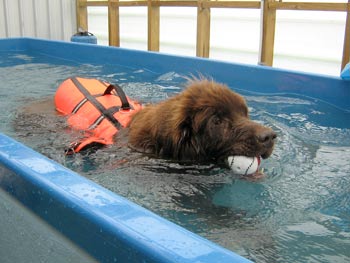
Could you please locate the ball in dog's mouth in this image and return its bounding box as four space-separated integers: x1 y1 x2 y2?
227 155 262 176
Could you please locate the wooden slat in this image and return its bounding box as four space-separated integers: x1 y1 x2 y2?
197 0 211 57
84 0 259 8
84 0 147 7
148 0 160 51
204 1 260 9
342 2 350 70
259 0 276 66
83 1 348 11
76 0 88 31
118 1 148 6
109 0 120 46
83 1 109 6
152 0 259 8
153 1 197 7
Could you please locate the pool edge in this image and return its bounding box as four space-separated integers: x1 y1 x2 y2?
0 133 251 263
4 36 349 112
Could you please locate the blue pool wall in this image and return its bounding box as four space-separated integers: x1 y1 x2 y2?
2 37 349 111
0 37 349 262
0 133 250 263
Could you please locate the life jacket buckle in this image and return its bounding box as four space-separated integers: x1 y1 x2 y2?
65 141 79 155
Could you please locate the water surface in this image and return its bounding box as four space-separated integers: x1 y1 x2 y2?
1 51 350 262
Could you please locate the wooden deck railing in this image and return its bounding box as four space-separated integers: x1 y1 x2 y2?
76 0 350 71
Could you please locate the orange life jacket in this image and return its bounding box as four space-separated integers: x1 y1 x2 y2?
55 77 142 154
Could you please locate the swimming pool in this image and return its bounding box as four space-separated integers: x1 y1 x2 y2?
1 38 350 262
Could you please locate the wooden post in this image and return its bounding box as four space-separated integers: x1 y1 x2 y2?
259 0 276 66
76 0 88 31
148 0 160 51
109 0 120 46
341 0 350 70
196 0 210 57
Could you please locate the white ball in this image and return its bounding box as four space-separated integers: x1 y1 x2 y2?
227 155 261 175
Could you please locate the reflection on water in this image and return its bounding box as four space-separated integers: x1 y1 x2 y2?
1 51 350 262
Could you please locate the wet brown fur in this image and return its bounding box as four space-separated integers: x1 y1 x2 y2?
128 79 276 163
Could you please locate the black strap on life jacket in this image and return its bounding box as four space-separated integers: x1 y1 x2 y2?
103 84 130 110
70 77 123 130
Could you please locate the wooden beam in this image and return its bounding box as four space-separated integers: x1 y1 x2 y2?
152 0 260 8
118 1 148 7
84 1 109 6
76 0 88 31
153 1 197 7
84 0 148 7
259 0 276 66
196 0 210 57
342 1 350 70
203 1 260 9
148 0 160 51
83 0 347 11
108 0 120 46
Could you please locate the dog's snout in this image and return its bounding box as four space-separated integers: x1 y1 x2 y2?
257 129 277 146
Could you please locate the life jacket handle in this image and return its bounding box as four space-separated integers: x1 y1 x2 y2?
65 137 109 155
103 84 131 110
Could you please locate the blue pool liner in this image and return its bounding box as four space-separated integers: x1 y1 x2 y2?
0 37 350 262
1 38 349 111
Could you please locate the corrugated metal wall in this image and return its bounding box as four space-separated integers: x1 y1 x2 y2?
0 0 76 41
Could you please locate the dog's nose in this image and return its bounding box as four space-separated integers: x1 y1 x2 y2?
257 129 277 146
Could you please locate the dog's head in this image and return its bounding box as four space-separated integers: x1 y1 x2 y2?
174 80 276 162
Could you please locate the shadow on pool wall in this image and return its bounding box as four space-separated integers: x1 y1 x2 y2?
0 38 350 263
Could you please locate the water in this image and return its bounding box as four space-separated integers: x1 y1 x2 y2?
1 51 350 262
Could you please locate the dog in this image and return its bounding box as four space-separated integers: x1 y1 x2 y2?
53 77 276 168
128 79 276 166
15 78 277 241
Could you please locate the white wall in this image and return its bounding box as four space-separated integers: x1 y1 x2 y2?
87 7 346 77
0 0 76 41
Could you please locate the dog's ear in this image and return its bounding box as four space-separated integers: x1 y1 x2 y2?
177 119 192 144
191 107 217 133
180 124 192 142
175 121 204 159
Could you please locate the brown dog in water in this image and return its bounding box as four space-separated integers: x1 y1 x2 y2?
18 78 276 169
128 79 276 165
